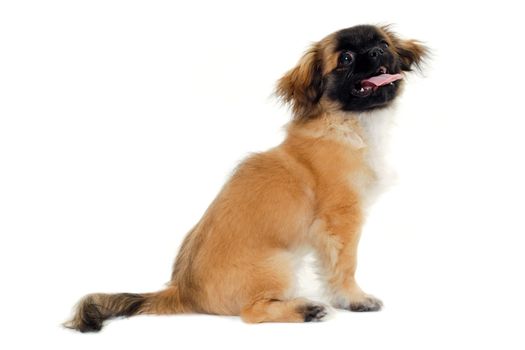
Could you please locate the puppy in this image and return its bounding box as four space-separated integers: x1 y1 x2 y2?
66 24 427 332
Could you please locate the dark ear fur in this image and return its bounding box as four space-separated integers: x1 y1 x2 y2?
382 26 429 71
276 44 324 121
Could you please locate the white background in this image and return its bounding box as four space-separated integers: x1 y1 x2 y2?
1 1 524 349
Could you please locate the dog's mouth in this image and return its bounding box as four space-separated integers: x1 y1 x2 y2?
350 66 403 98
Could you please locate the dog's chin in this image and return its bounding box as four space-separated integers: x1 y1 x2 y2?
349 80 400 99
349 67 403 110
339 80 402 112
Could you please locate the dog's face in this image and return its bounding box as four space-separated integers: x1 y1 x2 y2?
277 25 427 120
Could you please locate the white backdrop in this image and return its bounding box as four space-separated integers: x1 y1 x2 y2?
1 1 524 349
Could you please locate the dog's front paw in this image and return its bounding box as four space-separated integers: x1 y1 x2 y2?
298 302 329 322
349 295 383 312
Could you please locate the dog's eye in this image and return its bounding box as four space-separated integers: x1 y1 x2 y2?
380 40 389 48
339 51 354 67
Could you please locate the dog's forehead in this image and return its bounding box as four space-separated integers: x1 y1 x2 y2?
334 25 385 51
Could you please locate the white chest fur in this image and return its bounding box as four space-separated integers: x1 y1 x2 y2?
348 109 396 208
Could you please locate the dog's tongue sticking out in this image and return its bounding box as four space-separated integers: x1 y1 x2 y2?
361 73 403 88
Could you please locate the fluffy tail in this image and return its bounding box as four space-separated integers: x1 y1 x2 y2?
64 287 184 332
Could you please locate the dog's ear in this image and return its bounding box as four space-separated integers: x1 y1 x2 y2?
382 26 428 72
276 44 324 121
395 39 428 71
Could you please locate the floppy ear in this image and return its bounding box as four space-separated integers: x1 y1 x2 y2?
381 26 428 72
276 44 324 121
395 39 428 71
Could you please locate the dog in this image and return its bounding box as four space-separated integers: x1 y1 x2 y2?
65 24 427 332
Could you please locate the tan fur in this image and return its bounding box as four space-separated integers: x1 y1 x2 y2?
163 105 386 319
276 44 324 121
66 25 426 331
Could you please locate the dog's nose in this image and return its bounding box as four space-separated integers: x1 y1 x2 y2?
369 47 384 58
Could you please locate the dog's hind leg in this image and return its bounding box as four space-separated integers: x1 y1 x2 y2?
241 297 327 323
237 250 328 323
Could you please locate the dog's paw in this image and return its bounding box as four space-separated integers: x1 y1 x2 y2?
299 303 329 322
349 295 383 312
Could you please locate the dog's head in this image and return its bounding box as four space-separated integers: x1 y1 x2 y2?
277 25 428 121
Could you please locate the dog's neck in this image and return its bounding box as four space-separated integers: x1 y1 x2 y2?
286 109 393 150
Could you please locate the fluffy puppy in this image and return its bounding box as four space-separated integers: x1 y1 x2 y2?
66 24 427 332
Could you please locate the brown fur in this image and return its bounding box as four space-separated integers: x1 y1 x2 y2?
276 43 324 121
66 25 426 331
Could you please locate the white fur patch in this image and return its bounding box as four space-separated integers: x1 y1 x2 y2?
350 108 397 208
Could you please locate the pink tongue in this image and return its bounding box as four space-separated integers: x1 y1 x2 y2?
361 73 403 88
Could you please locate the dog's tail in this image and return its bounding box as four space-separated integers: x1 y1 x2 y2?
64 286 186 332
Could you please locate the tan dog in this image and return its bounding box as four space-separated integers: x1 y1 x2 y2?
66 24 427 332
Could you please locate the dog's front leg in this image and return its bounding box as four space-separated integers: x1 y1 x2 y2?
311 190 383 312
